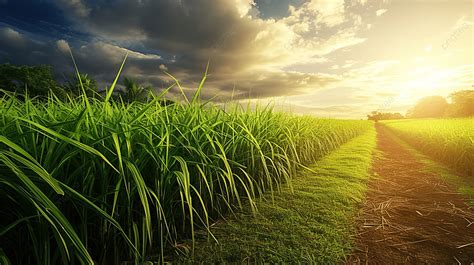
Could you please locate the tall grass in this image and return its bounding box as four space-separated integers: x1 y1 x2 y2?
383 119 474 177
0 81 371 263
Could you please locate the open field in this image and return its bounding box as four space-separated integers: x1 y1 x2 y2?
1 90 473 263
0 92 371 264
382 119 474 177
1 1 473 263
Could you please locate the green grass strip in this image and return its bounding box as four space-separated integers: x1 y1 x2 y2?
176 126 377 263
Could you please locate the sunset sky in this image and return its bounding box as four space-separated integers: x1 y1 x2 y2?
0 0 472 118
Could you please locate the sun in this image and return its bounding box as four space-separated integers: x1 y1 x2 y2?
392 66 462 106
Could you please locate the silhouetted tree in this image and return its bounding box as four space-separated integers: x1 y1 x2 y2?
64 73 100 98
367 111 404 121
406 96 448 118
446 90 474 117
0 63 67 99
120 77 152 103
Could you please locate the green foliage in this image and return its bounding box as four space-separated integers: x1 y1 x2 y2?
64 73 100 98
0 63 66 99
0 91 371 264
367 111 404 121
0 58 371 263
383 119 474 177
120 77 152 103
406 96 449 118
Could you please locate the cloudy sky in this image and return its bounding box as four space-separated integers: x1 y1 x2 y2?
0 0 472 118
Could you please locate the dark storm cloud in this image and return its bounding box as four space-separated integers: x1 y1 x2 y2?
0 27 68 69
0 27 167 88
77 0 267 76
72 0 338 98
85 0 243 51
203 71 339 100
0 0 348 100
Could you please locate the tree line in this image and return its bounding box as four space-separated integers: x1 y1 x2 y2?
368 90 474 121
0 63 154 103
1 63 472 119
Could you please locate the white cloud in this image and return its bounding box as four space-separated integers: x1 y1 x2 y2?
55 0 90 17
56 39 70 53
376 9 388 16
286 0 346 29
159 64 168 71
308 0 346 27
1 27 23 43
234 0 256 17
79 42 161 62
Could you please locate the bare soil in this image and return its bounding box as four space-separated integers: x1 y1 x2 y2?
348 124 474 264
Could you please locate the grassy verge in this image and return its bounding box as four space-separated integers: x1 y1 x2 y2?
175 126 377 263
383 127 474 205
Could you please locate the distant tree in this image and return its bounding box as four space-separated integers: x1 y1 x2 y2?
446 90 474 117
64 73 100 98
367 111 381 122
367 111 404 121
158 99 175 106
120 77 152 103
406 96 448 118
387 112 404 120
0 63 67 98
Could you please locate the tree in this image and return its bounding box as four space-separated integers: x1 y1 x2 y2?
64 73 100 98
120 77 152 103
0 63 66 98
367 111 404 121
446 90 474 117
406 96 448 118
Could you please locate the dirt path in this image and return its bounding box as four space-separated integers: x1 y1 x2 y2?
349 124 474 264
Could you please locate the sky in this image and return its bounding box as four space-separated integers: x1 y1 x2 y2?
0 0 472 118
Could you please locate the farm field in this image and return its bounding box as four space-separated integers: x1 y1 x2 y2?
1 1 473 263
382 119 474 177
175 120 474 263
176 128 377 263
1 89 473 263
0 92 371 264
